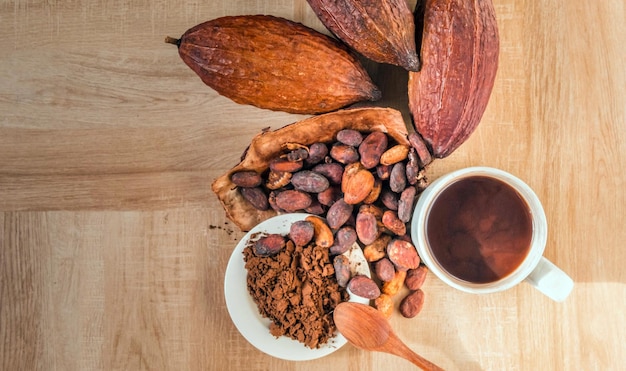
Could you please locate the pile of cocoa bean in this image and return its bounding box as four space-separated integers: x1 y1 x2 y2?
232 129 433 318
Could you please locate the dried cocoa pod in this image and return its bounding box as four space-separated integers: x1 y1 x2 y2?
398 186 417 223
306 0 420 71
387 239 420 271
312 163 344 185
317 185 342 206
269 157 303 173
231 171 262 188
275 190 312 212
266 171 292 190
305 143 329 166
389 162 407 193
380 144 410 166
409 0 500 157
240 187 269 211
291 170 330 193
333 255 351 287
255 234 286 257
326 199 354 230
374 294 394 318
329 226 358 255
359 132 388 169
330 143 360 164
408 132 433 166
167 15 381 114
348 275 381 299
363 234 392 262
374 257 396 282
405 265 428 290
399 289 425 318
342 162 375 205
289 220 315 246
336 129 364 147
382 270 407 296
382 210 406 236
305 215 334 248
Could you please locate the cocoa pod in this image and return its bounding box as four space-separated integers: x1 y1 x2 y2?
374 294 394 318
382 210 406 236
326 199 353 230
231 171 262 188
342 162 375 204
387 239 420 271
359 132 388 169
405 265 428 290
363 234 392 262
382 269 407 296
291 170 330 193
348 275 381 299
329 226 358 255
380 144 410 166
305 143 329 166
275 190 312 212
330 143 360 164
336 129 364 147
168 15 381 114
305 215 334 248
333 255 351 287
255 234 286 256
306 0 420 71
374 257 396 282
409 0 500 157
289 220 315 246
399 289 425 318
389 162 407 193
398 186 417 223
240 187 269 211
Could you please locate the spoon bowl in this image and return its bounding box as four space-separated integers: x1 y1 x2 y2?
334 302 443 370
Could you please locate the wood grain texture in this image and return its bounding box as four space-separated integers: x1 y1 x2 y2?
1 1 625 370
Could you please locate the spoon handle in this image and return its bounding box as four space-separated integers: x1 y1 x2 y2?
388 334 444 371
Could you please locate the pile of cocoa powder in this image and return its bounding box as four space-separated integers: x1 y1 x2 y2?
243 233 349 349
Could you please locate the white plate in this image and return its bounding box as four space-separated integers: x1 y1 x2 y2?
224 213 371 361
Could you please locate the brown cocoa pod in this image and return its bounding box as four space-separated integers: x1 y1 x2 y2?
399 289 425 318
312 163 344 185
374 257 396 282
408 132 433 166
275 190 312 212
389 162 407 193
348 275 381 299
326 199 354 230
269 157 303 173
333 255 351 287
240 187 269 211
409 0 499 157
356 205 382 245
376 164 392 180
306 0 420 71
405 265 428 290
289 220 315 246
231 171 262 188
168 15 381 114
387 239 420 271
382 210 406 236
374 293 394 318
329 226 358 255
342 162 375 204
398 185 417 223
265 170 292 190
255 234 286 256
362 177 383 204
363 234 392 262
317 185 342 206
336 129 364 147
330 143 360 164
359 132 388 169
380 144 410 166
382 269 407 296
305 142 329 166
291 170 330 193
380 189 399 211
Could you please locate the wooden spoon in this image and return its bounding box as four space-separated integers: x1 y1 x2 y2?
334 302 444 370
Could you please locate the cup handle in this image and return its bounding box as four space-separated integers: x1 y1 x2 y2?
525 257 574 302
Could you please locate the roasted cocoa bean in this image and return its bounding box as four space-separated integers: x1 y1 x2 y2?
374 258 396 282
326 199 353 230
359 131 388 169
382 210 406 236
405 265 428 290
399 289 425 318
374 293 394 318
389 162 407 193
286 147 309 162
305 215 334 248
376 164 392 180
291 170 330 193
312 162 344 185
289 220 315 246
348 275 381 299
336 129 364 147
231 171 263 188
304 199 325 215
408 132 433 167
305 142 329 166
275 190 312 212
329 226 358 255
355 206 380 245
342 162 375 205
387 239 420 271
330 143 360 164
380 144 410 166
363 234 392 262
398 185 417 222
269 157 303 173
240 187 269 210
265 170 292 190
333 255 351 287
382 270 407 296
380 189 399 211
317 185 342 206
362 177 382 204
254 233 286 256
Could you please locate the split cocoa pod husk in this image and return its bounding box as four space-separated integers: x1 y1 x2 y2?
166 15 381 114
212 107 409 232
307 0 420 71
409 0 500 158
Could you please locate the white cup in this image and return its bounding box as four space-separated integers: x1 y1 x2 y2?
410 167 574 302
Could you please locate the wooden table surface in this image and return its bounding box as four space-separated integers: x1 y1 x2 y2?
1 1 625 370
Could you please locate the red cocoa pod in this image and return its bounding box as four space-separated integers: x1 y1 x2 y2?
359 131 388 169
269 157 303 173
317 185 342 206
387 238 420 271
231 171 262 187
333 255 351 287
382 210 406 236
240 187 269 210
312 162 344 185
356 206 380 245
291 170 330 193
399 289 425 318
380 189 399 211
330 226 358 255
305 142 329 166
265 170 292 190
405 265 428 290
255 233 286 256
398 185 417 222
326 198 354 229
376 164 392 180
289 220 315 246
408 132 433 167
342 162 375 205
389 162 407 193
275 190 312 212
374 257 396 282
336 129 364 147
330 143 360 164
304 199 325 215
348 275 381 299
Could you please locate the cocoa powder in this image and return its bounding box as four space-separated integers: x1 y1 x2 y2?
243 233 348 349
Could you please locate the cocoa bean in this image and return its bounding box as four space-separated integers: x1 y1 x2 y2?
405 265 428 290
342 162 375 205
286 147 309 162
359 131 388 169
304 199 325 215
398 185 417 222
317 185 342 206
380 189 399 211
380 144 410 166
240 187 269 211
326 199 353 230
362 177 382 204
231 171 262 188
399 289 425 318
269 157 303 173
389 162 407 193
374 258 396 282
348 275 381 299
333 255 351 287
312 163 344 185
255 234 286 256
376 164 392 180
355 206 380 245
382 270 407 296
305 142 329 166
291 170 330 193
265 170 292 190
336 129 364 147
305 215 334 248
330 143 360 164
374 293 394 318
329 226 358 255
363 234 392 262
387 239 420 271
382 210 406 236
408 132 433 167
289 220 315 246
275 190 312 212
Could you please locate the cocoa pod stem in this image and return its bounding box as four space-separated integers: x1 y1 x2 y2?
164 36 181 47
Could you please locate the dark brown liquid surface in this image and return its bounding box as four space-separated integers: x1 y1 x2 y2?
426 176 533 283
